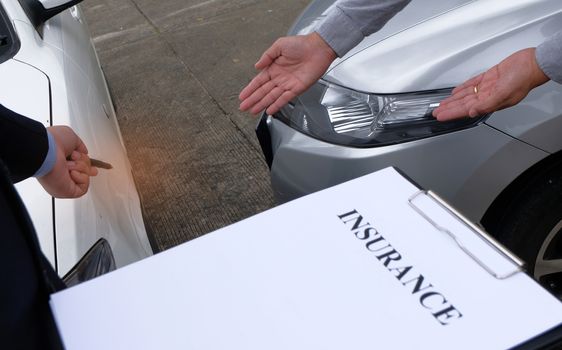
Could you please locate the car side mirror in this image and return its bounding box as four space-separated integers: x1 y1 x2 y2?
18 0 84 29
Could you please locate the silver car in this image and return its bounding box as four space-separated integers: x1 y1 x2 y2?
256 0 562 296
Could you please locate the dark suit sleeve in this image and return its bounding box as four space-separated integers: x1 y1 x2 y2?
0 104 49 183
0 160 65 349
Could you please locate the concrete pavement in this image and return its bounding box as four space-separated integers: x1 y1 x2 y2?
82 0 310 251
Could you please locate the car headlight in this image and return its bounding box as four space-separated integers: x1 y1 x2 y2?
276 81 486 147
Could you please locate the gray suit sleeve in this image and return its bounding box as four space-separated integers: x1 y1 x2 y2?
536 31 562 84
315 0 411 57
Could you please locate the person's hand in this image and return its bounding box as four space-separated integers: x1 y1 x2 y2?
433 48 550 121
239 32 337 115
37 126 98 198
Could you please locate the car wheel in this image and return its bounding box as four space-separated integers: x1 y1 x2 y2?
487 164 562 299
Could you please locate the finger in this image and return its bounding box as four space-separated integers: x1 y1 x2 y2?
250 86 284 115
68 153 98 176
239 80 276 112
434 104 470 121
79 154 97 176
433 97 476 121
468 93 505 118
69 171 88 197
74 136 88 154
67 159 87 174
439 86 476 107
90 166 99 176
452 73 484 94
70 169 89 186
68 158 97 176
81 152 92 167
255 39 283 70
62 126 88 155
443 78 500 111
266 91 297 115
70 151 92 169
70 150 81 161
239 70 271 102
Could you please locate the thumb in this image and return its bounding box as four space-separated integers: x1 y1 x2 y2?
48 126 89 156
255 38 284 70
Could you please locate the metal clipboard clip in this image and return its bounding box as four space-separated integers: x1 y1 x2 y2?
408 190 524 279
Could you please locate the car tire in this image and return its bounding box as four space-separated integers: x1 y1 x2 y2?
487 163 562 298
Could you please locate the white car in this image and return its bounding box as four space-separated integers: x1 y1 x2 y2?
0 0 152 284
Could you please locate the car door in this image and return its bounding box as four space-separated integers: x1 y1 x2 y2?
0 1 56 265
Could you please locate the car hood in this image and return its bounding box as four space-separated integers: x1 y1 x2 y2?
290 0 562 93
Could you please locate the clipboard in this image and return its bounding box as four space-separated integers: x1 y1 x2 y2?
407 189 562 350
49 167 562 350
408 190 524 280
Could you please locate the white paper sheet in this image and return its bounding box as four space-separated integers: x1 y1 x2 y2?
50 167 562 349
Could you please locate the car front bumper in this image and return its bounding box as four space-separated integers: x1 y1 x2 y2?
256 113 548 224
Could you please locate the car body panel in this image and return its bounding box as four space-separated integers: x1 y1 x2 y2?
41 0 73 9
0 58 49 123
485 81 562 154
291 0 474 70
1 0 30 22
0 58 55 264
290 0 562 94
266 116 548 224
322 0 562 94
1 0 151 275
